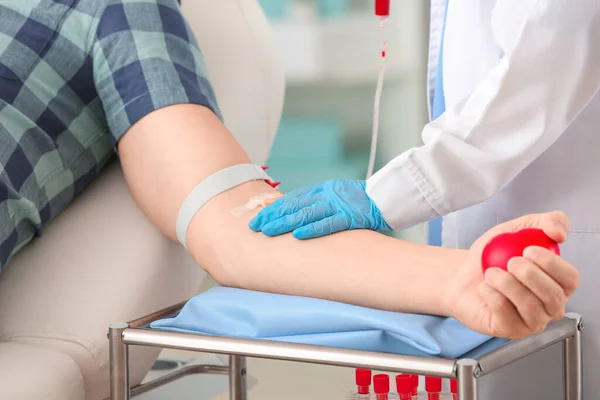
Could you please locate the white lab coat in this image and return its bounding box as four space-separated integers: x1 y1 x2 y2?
366 1 600 398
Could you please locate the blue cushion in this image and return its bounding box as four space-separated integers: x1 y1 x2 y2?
151 287 509 358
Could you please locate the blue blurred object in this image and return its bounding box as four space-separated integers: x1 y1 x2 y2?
151 287 508 358
267 155 367 193
265 116 369 193
428 217 443 246
258 0 292 20
315 0 349 19
267 117 345 167
265 116 367 194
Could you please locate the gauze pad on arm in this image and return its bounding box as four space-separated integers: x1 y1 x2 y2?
176 164 272 248
230 192 284 217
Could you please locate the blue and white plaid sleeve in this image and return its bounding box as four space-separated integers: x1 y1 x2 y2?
92 0 222 144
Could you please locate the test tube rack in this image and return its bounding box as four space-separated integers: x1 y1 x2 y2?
107 302 583 400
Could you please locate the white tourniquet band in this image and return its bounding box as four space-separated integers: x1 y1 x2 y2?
176 164 271 248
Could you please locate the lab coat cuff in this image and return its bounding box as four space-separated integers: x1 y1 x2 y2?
366 157 441 231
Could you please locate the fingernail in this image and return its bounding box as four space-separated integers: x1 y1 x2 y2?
522 246 539 260
248 219 260 231
292 230 308 240
261 224 274 235
507 257 524 272
553 220 568 236
485 268 499 281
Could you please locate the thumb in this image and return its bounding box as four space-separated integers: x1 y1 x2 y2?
502 211 570 243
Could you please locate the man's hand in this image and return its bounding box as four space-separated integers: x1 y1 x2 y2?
249 180 391 239
444 211 579 339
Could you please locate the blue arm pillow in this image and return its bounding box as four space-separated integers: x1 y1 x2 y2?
151 287 508 358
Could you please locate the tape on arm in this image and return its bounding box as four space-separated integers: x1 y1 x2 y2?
176 164 271 248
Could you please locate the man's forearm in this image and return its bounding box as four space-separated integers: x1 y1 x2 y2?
187 178 463 315
119 104 464 316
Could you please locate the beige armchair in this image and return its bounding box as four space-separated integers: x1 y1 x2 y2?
0 1 284 399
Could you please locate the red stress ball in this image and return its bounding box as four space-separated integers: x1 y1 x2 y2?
481 228 560 272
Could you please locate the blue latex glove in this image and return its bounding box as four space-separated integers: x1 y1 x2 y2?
249 179 391 239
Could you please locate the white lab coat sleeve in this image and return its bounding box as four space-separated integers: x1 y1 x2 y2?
366 0 600 231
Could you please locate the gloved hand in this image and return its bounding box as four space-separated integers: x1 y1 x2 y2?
249 179 392 239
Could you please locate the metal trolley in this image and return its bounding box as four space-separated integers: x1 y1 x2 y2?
108 302 583 400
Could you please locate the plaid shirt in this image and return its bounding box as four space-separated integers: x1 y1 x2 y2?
0 0 221 270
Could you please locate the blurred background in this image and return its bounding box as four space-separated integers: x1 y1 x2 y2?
260 0 430 244
141 1 433 399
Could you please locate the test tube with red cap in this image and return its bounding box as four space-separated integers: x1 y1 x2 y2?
425 377 442 400
450 379 458 400
374 374 391 400
396 374 413 400
353 369 372 399
410 375 419 398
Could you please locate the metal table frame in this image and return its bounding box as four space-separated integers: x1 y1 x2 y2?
108 302 583 400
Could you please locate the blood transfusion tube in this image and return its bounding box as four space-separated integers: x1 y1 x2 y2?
367 0 390 178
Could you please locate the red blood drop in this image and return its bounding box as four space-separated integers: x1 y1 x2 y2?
265 180 281 188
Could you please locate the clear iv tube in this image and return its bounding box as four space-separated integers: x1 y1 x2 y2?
366 18 387 179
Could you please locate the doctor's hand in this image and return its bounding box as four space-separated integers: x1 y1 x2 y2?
249 179 391 239
445 211 580 340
